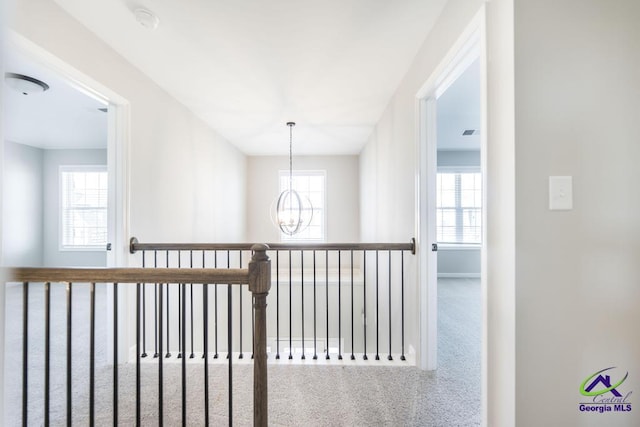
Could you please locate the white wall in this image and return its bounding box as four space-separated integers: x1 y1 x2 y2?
42 149 107 267
2 144 112 267
514 1 640 425
247 155 359 243
438 248 480 277
360 0 515 425
438 149 480 168
6 0 247 249
3 141 43 266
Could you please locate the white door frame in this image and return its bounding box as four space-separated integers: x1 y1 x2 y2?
6 30 131 268
5 31 132 364
415 5 487 379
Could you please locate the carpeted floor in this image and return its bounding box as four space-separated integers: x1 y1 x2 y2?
4 278 480 426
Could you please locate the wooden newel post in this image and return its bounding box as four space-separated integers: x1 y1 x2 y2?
249 244 271 427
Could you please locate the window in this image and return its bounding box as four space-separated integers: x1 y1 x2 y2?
436 170 481 244
278 170 325 241
60 166 108 250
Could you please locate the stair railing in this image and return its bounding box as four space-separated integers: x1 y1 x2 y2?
2 243 271 427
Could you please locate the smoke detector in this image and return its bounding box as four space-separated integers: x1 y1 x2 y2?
134 8 160 30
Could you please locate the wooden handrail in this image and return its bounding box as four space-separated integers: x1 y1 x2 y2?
3 243 272 426
129 237 416 254
3 267 250 285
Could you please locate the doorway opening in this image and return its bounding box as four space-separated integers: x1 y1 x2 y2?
2 31 130 269
435 54 482 380
2 32 131 368
416 6 487 422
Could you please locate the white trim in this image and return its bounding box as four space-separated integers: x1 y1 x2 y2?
437 273 481 279
107 102 131 269
438 243 481 251
415 4 488 409
416 19 483 100
416 97 438 371
437 165 481 173
477 9 489 426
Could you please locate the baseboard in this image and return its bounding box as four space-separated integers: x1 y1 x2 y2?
437 272 480 278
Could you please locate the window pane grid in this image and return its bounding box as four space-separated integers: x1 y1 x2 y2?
61 168 108 249
436 171 482 244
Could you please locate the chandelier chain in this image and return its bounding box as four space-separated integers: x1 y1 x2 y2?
288 122 294 193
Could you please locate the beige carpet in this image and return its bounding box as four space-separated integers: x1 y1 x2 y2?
4 278 480 426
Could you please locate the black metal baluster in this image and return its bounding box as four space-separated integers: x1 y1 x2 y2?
178 252 182 359
154 251 159 358
90 282 96 425
203 281 210 425
114 282 119 425
45 281 50 426
363 251 368 361
250 250 257 361
239 251 243 359
166 250 171 358
66 282 72 426
227 284 233 425
203 250 207 359
351 250 355 360
214 250 219 359
288 250 293 360
401 251 406 361
22 282 28 427
181 282 187 426
142 252 148 358
388 250 393 361
301 250 305 360
158 280 164 426
226 251 230 360
338 251 342 360
252 294 255 360
136 283 141 426
376 250 380 361
190 250 195 359
313 251 318 360
276 251 280 360
325 250 330 360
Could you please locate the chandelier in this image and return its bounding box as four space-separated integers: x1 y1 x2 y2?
272 122 313 236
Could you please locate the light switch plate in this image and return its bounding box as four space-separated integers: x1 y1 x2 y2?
549 176 573 210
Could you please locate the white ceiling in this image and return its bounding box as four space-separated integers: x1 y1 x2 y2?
3 48 108 150
437 58 481 151
51 0 450 156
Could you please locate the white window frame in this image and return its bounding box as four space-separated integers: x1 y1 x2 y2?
278 170 326 242
436 166 482 247
59 165 108 251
